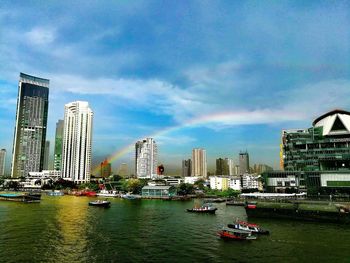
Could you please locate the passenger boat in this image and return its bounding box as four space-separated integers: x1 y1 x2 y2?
218 227 257 241
186 204 217 214
47 190 64 196
227 220 269 235
97 190 119 197
0 193 41 203
88 200 111 208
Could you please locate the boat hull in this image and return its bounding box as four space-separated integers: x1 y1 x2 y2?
89 201 111 208
0 193 41 203
186 208 217 214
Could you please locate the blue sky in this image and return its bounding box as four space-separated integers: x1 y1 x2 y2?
0 1 349 174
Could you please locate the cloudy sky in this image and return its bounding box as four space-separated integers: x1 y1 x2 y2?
0 1 349 174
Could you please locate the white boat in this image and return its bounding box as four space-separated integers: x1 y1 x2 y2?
47 190 64 196
121 193 141 200
96 190 119 197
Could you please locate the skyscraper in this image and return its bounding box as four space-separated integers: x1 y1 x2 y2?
239 151 249 175
0 149 6 176
100 159 111 178
117 163 129 177
216 158 229 175
54 119 64 171
182 159 192 177
225 158 234 175
135 138 157 179
61 101 93 184
192 148 207 178
11 73 49 178
43 141 50 170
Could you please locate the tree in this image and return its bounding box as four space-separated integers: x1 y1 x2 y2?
177 183 194 196
8 181 19 191
194 179 206 190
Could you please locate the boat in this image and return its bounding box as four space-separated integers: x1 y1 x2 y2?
186 204 217 214
85 191 97 197
227 220 270 235
88 200 111 208
218 227 257 241
97 190 119 197
121 193 140 200
0 193 41 203
47 190 64 196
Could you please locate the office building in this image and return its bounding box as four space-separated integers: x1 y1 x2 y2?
265 109 350 193
61 101 93 184
182 159 192 177
0 149 6 176
192 148 207 178
225 158 234 175
135 138 157 179
54 120 64 171
239 151 249 175
11 73 49 178
100 159 111 178
216 158 229 175
43 141 50 170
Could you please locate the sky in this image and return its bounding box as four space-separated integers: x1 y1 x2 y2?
0 1 349 175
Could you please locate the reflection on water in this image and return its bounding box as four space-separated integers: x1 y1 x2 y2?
0 196 350 262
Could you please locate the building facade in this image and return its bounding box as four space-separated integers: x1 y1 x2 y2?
135 138 157 179
216 158 229 175
182 159 192 177
0 149 6 176
225 158 234 175
61 101 93 184
266 109 350 193
43 141 50 170
11 73 49 178
54 119 64 171
100 159 112 178
117 163 129 177
210 176 229 191
192 148 207 178
239 151 249 175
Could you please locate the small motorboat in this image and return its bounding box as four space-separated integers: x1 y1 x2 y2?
88 200 111 208
47 190 64 196
121 193 140 200
228 220 269 235
186 204 217 214
218 227 257 241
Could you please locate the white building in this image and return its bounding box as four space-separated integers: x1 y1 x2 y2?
184 176 202 185
225 158 234 176
210 176 228 190
228 176 241 191
242 173 260 190
135 138 157 179
192 148 207 178
61 101 93 184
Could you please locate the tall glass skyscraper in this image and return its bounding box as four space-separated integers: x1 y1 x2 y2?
11 73 49 178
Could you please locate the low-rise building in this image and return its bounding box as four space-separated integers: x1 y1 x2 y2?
210 176 229 190
228 176 241 191
141 185 177 198
184 176 203 185
242 174 260 190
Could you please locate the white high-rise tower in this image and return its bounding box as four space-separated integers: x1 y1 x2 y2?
61 101 93 184
135 138 157 179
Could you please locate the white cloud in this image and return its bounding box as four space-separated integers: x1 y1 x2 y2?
25 27 56 45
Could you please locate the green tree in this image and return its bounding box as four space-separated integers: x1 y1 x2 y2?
177 183 194 195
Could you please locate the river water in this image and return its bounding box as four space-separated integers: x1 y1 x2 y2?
0 196 349 263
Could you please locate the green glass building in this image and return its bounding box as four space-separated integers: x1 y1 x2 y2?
54 120 64 171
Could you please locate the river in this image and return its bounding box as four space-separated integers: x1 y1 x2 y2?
0 196 349 262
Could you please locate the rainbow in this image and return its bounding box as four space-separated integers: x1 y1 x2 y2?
92 109 305 174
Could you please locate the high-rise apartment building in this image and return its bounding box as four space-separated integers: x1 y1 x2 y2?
11 73 49 178
225 158 234 175
100 159 112 178
43 141 50 170
117 163 129 177
61 101 93 184
192 148 207 178
216 158 229 175
239 151 249 175
135 138 157 179
182 159 192 177
54 120 64 171
0 149 6 176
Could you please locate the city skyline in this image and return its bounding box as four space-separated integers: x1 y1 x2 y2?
0 1 349 173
